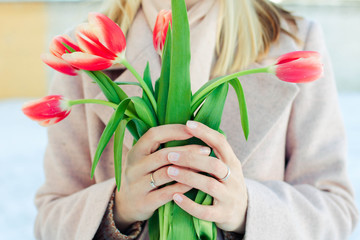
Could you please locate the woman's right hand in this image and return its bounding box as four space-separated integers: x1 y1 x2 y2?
113 124 211 232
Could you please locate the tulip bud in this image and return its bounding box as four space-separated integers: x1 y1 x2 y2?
153 10 172 54
269 51 324 83
22 95 71 126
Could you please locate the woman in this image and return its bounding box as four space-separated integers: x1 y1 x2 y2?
34 0 358 239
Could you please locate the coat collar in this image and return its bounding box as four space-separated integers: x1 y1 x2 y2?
85 12 301 163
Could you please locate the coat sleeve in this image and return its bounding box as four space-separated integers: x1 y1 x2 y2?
242 21 358 240
33 72 134 240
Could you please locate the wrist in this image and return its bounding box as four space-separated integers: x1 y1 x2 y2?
232 192 248 234
113 193 136 232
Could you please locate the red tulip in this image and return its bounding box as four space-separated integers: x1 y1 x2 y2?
153 10 172 54
42 35 80 76
22 95 71 126
270 51 323 83
63 12 126 71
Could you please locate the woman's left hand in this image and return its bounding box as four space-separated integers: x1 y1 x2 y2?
167 120 248 234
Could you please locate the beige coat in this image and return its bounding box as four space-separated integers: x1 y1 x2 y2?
34 9 358 240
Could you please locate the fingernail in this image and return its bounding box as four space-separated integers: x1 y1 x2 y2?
200 147 211 155
168 166 179 176
168 152 180 162
186 120 198 129
173 194 183 203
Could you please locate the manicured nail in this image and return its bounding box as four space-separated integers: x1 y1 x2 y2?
168 152 180 162
168 166 179 176
186 120 198 129
200 147 211 155
173 194 183 203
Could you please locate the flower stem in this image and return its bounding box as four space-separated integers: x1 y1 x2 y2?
68 99 118 109
120 59 158 113
68 99 138 120
191 67 270 109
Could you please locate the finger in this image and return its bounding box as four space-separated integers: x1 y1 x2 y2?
133 124 192 156
185 121 235 164
167 151 228 180
167 166 225 199
173 193 220 222
133 144 211 176
143 166 173 191
146 183 192 211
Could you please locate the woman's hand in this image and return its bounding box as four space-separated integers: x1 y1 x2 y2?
113 124 211 232
168 121 248 234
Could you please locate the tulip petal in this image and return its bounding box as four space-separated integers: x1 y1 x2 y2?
41 53 78 76
76 23 117 60
88 12 126 54
276 51 320 65
50 35 81 57
62 52 113 71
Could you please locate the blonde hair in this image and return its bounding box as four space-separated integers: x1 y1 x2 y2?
102 0 299 77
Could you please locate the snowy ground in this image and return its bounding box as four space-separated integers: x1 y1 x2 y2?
0 94 359 239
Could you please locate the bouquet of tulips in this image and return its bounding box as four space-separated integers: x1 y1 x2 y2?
22 0 323 239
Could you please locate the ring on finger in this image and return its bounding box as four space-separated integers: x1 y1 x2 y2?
150 172 157 188
219 165 231 182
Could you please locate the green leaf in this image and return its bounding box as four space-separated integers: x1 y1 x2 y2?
132 118 149 138
143 61 155 95
170 189 198 240
114 118 132 191
191 67 267 114
162 201 174 240
154 77 160 102
149 210 160 240
91 99 131 178
157 26 172 125
191 76 223 114
229 78 249 140
130 96 157 127
142 62 156 117
192 192 216 240
114 81 141 87
126 120 140 141
190 84 229 240
194 83 229 131
85 70 119 103
165 0 191 127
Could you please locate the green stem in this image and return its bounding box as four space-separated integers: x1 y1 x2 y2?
120 59 158 113
68 99 137 119
191 67 269 112
68 99 117 109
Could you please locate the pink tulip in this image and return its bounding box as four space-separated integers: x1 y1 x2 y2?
63 12 126 71
153 10 172 54
270 51 324 83
42 35 80 76
22 95 71 126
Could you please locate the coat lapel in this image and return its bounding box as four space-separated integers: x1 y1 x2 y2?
221 65 299 166
221 19 303 165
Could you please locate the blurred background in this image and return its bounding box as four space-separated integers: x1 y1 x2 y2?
0 0 359 239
